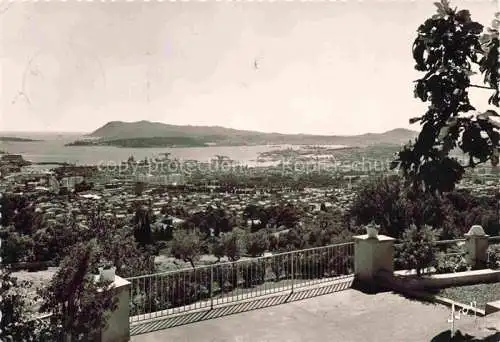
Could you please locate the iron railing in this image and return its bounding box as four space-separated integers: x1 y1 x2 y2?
127 242 354 323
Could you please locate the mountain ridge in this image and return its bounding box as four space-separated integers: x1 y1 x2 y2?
86 121 419 147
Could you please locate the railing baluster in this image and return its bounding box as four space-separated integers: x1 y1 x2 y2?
154 274 157 319
315 249 319 284
236 262 239 301
246 261 250 299
160 274 163 315
210 265 214 309
338 245 342 276
307 249 316 286
140 277 144 319
148 275 152 319
183 271 186 312
174 274 178 315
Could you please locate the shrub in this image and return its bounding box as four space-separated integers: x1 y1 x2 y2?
0 271 39 341
397 224 439 276
245 231 270 257
348 176 405 238
1 231 34 263
435 253 469 274
299 254 324 279
487 244 500 270
270 254 292 282
220 230 245 262
239 260 266 287
170 230 201 268
212 264 234 292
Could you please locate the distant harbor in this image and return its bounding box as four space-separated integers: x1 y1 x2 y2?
0 133 351 167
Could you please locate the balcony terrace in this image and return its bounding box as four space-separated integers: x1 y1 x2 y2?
131 289 500 342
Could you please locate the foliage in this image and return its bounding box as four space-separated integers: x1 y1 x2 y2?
349 176 499 239
1 231 34 263
97 226 156 278
268 234 279 251
435 252 469 274
278 229 306 251
0 269 40 341
212 264 235 292
239 260 266 287
134 182 145 196
290 213 354 251
0 194 43 235
220 229 246 262
486 244 500 269
170 230 202 268
183 207 233 238
32 215 94 264
39 240 118 342
439 282 500 309
97 136 207 148
397 224 439 275
74 180 93 193
269 254 292 282
348 175 406 237
0 194 155 277
392 1 500 194
133 206 153 246
211 237 226 262
244 230 270 257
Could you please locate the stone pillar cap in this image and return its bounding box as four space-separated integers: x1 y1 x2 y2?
353 234 395 241
466 225 486 236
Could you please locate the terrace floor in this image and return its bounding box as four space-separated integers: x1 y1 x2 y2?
132 288 500 342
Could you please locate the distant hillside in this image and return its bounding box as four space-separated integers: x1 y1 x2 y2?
67 136 207 148
0 136 41 142
85 121 419 147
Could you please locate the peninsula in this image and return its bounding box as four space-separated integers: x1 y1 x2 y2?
65 121 418 148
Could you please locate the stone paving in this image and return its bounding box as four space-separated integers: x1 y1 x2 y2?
131 289 500 342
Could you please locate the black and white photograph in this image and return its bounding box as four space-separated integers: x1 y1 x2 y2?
1 0 500 341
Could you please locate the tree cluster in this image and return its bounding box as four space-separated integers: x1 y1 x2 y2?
348 175 500 239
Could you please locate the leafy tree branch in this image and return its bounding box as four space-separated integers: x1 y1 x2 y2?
392 1 500 194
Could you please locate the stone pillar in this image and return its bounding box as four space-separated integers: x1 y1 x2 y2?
465 225 489 269
353 234 395 284
101 276 131 342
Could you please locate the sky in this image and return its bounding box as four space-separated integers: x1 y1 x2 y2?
0 0 498 135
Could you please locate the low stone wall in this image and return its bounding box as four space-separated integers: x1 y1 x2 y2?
485 300 500 315
374 269 500 317
375 269 500 292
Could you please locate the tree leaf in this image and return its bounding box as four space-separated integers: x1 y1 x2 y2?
410 116 423 124
389 161 400 170
465 22 484 35
434 2 445 15
438 126 449 141
477 110 500 121
456 10 471 23
491 153 499 166
489 90 500 106
412 39 427 71
414 80 428 101
458 103 475 112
